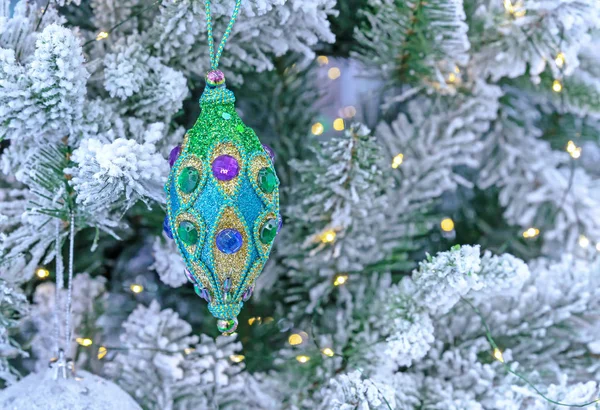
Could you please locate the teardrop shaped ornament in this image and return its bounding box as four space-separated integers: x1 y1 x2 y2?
165 71 280 335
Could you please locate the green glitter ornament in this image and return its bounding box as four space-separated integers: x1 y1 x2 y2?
164 0 280 335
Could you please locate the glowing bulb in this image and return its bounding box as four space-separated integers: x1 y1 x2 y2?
312 122 324 136
317 56 329 66
333 118 345 131
36 268 50 279
97 346 107 360
440 218 455 232
503 0 526 17
447 73 457 83
322 347 335 357
391 153 404 169
566 141 581 159
333 274 348 286
320 230 336 244
248 317 262 326
184 348 196 355
296 355 310 363
522 227 540 239
578 235 590 248
328 67 341 80
229 354 245 363
96 31 109 41
555 52 565 68
493 348 505 363
288 334 303 346
552 79 563 93
76 337 93 347
130 284 144 293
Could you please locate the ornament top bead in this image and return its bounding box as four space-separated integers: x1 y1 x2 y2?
206 70 226 87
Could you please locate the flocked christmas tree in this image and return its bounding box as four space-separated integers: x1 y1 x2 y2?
1 0 600 408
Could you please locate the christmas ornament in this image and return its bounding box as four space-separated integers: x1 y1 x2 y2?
165 0 280 334
0 366 142 410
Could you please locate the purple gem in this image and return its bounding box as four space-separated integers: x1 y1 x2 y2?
185 269 196 284
169 145 181 167
216 229 243 254
262 144 275 162
163 216 173 239
212 155 239 181
242 286 253 302
277 214 283 233
223 277 232 293
201 288 211 303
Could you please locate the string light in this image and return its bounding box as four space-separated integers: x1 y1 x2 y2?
288 333 303 346
447 73 457 84
229 354 245 363
333 274 348 286
320 230 336 244
97 346 108 360
248 317 262 326
566 140 581 159
321 347 335 357
552 79 563 93
311 122 324 136
440 218 455 232
95 31 109 41
316 55 329 66
296 355 310 363
328 67 341 80
503 0 526 17
184 347 195 355
333 118 345 131
76 337 93 347
130 284 144 293
391 153 404 169
36 267 50 279
493 347 505 363
522 227 540 239
555 52 565 68
578 235 590 248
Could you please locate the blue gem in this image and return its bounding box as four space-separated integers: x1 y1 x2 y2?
221 112 231 120
216 229 243 254
163 216 173 239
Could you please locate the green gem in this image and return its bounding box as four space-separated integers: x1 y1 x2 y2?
260 219 278 244
178 167 200 193
222 112 231 120
178 221 198 245
236 125 244 133
258 168 277 194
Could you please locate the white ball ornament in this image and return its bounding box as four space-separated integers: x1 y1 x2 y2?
0 367 142 410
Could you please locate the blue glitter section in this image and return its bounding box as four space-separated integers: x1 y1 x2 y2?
237 178 263 233
195 179 224 272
